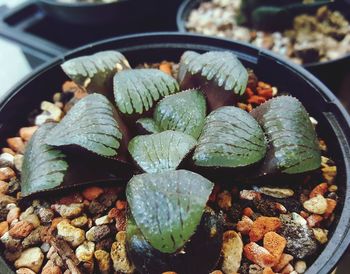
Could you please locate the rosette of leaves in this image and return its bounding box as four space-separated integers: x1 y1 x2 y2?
61 50 130 95
193 106 267 168
250 96 321 174
179 51 248 110
21 124 68 196
128 131 197 173
113 69 179 115
45 93 124 158
126 170 214 254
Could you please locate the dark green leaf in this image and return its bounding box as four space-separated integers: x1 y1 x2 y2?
128 131 197 173
179 51 248 95
21 124 68 196
113 69 179 115
61 50 130 95
45 93 123 158
250 96 321 174
193 106 267 168
126 170 213 253
154 89 206 139
135 118 160 134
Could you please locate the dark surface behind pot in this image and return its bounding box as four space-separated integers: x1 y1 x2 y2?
176 0 350 94
0 33 349 274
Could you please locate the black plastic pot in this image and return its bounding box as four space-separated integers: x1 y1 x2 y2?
176 0 350 94
37 0 162 26
1 32 350 274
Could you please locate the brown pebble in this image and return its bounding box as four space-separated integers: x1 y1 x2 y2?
42 265 62 274
281 263 294 274
0 181 9 194
9 220 34 238
0 167 16 181
82 186 104 201
273 253 293 272
58 193 83 205
19 126 38 142
0 221 9 236
7 137 25 154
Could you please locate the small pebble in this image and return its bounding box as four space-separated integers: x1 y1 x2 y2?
37 208 54 224
86 225 110 242
71 215 88 228
14 154 24 172
0 180 9 194
111 231 135 273
217 190 232 210
221 230 243 273
294 260 307 273
94 250 111 274
95 215 111 226
56 220 85 247
9 220 34 239
259 187 294 198
75 241 95 262
7 206 20 224
0 167 16 181
14 247 44 273
0 153 14 168
19 126 38 141
7 137 25 154
0 220 9 236
303 195 328 215
52 203 84 219
312 228 328 244
16 268 36 274
82 186 104 201
40 242 51 253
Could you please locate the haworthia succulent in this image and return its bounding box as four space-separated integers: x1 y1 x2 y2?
113 69 179 115
154 89 206 139
21 124 68 196
61 50 130 95
135 118 160 134
193 106 267 168
179 51 248 95
126 170 214 253
250 95 321 174
45 93 123 158
128 130 197 173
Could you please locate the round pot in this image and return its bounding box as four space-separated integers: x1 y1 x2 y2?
37 0 158 26
176 0 350 93
1 32 350 274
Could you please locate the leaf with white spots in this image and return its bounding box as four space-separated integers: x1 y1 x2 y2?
61 50 130 95
128 131 197 173
45 93 123 158
21 124 68 196
126 170 213 253
113 69 179 115
193 106 267 168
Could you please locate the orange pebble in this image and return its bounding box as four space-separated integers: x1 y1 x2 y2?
19 126 38 141
159 62 172 75
307 214 323 228
263 232 286 260
244 242 277 268
0 221 9 237
243 207 254 217
263 267 275 274
245 87 255 97
299 210 309 219
248 95 266 105
82 186 104 201
162 272 177 274
49 217 67 234
6 137 25 154
323 198 337 219
257 88 273 99
281 264 294 274
116 200 127 210
249 217 281 242
2 148 15 155
310 183 328 198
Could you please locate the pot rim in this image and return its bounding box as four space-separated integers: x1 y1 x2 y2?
1 32 350 274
